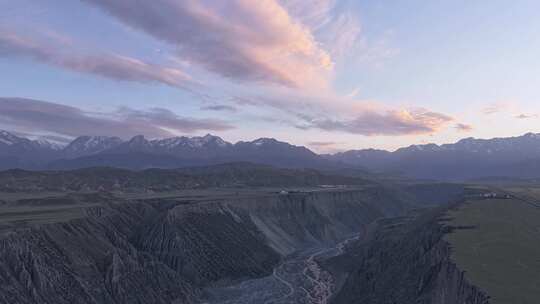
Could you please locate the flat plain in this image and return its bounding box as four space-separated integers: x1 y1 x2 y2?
445 189 540 304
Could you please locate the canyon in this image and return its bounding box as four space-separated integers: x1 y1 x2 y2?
0 171 487 303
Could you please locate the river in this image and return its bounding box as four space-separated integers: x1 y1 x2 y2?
201 233 362 304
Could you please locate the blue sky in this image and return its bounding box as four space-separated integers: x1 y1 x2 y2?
1 0 539 152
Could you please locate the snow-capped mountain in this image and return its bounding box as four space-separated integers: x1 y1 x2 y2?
0 130 61 151
151 134 232 156
327 132 540 180
107 134 233 156
235 137 317 159
5 130 540 179
62 136 123 158
152 134 231 149
0 130 26 146
50 134 333 170
0 130 65 169
333 133 540 162
113 135 152 153
34 139 65 151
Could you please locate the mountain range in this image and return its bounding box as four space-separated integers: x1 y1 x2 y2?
3 130 540 180
0 131 335 171
326 132 540 180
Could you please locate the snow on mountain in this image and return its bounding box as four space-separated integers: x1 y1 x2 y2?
34 139 65 151
152 134 231 149
6 129 540 178
326 132 540 180
0 130 26 146
63 136 123 157
126 135 150 148
0 130 61 150
238 138 297 149
250 138 278 146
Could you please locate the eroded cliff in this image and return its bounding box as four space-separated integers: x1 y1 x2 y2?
0 187 408 304
328 206 490 304
0 185 489 304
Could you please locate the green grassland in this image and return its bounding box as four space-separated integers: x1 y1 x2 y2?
445 193 540 304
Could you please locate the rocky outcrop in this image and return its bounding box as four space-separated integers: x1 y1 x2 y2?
0 203 198 304
137 202 280 286
328 206 490 304
224 188 409 255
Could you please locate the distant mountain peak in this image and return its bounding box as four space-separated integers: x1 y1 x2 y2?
327 131 540 180
34 139 64 150
7 129 540 178
0 130 24 146
70 135 122 145
152 134 231 149
524 132 540 138
63 135 123 157
397 143 442 153
197 134 229 147
129 135 146 142
122 135 151 150
251 138 280 146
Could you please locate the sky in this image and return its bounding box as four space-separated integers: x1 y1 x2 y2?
1 0 540 153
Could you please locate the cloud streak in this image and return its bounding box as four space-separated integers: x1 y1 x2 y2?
238 90 455 136
455 123 473 132
83 0 333 88
296 108 453 136
0 97 233 138
201 105 238 112
482 102 510 115
0 32 194 89
308 141 341 147
515 113 538 119
308 140 343 153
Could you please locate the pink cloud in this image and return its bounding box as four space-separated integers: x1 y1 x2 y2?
0 31 194 89
297 108 453 136
233 88 455 136
83 0 333 88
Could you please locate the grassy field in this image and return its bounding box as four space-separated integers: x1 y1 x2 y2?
0 192 103 235
445 193 540 304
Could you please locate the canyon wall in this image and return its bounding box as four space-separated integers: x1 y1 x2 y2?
0 188 407 304
328 206 490 304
